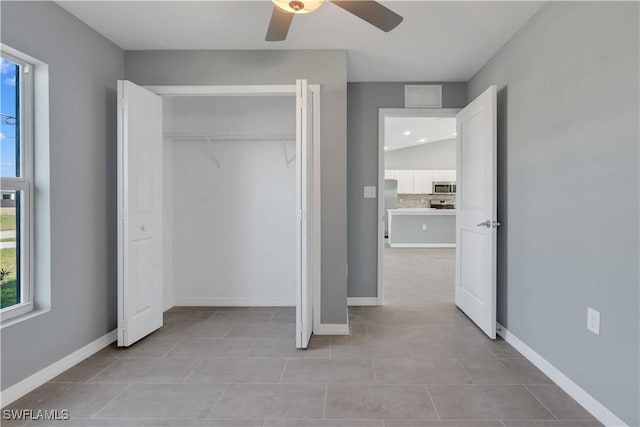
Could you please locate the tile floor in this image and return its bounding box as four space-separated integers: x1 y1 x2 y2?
3 249 602 426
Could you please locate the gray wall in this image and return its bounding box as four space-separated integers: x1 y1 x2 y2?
347 82 466 298
385 139 456 170
468 2 639 424
125 50 348 324
0 1 124 389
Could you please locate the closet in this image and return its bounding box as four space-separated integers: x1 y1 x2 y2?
116 81 320 349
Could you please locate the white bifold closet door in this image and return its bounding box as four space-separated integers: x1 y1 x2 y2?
118 80 315 349
296 79 314 349
117 80 164 347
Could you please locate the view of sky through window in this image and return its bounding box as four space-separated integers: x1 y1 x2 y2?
1 58 19 178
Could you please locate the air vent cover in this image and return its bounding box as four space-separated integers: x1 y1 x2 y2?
404 85 442 108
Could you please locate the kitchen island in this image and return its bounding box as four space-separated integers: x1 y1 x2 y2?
387 208 456 248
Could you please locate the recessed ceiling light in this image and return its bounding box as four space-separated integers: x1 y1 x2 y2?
403 131 411 136
384 146 389 150
418 138 427 143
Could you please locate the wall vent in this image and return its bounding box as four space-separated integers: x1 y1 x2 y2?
404 85 442 108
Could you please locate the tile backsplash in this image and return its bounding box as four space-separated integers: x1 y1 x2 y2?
398 194 456 208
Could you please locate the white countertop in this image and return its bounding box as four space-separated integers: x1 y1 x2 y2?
388 208 456 216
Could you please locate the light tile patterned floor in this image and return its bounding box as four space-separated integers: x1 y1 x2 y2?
3 249 602 426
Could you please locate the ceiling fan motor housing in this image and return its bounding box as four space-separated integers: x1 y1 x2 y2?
272 0 325 14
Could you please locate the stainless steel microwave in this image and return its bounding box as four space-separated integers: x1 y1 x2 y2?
433 182 456 194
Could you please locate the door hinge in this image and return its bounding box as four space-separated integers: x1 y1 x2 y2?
120 210 126 221
297 321 304 334
297 209 305 221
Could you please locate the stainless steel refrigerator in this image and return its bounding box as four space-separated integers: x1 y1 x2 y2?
384 179 398 237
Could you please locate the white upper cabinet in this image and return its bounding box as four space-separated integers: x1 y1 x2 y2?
386 169 456 194
394 170 415 194
432 170 457 182
413 170 433 194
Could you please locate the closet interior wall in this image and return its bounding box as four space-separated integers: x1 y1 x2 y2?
163 95 297 307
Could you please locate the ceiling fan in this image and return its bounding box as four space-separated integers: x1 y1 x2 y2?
266 0 403 41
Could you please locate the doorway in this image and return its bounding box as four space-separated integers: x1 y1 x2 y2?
378 109 460 307
378 86 498 338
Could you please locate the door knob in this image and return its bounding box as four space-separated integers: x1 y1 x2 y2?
476 220 491 228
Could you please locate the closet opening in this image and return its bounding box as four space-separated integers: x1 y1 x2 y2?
117 82 321 349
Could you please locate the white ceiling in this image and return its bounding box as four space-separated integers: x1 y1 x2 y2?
56 0 545 81
384 116 456 151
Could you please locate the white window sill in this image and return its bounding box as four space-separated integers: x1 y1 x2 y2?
0 302 43 328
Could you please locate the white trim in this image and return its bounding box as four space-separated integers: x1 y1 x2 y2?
0 46 37 323
144 85 296 97
314 323 349 335
347 297 379 306
0 330 117 408
497 323 628 427
389 243 456 248
174 298 296 307
377 108 461 306
310 85 322 335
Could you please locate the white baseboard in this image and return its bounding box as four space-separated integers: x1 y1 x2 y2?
496 323 628 427
174 297 296 307
389 243 456 248
315 323 349 335
0 329 117 408
347 297 379 306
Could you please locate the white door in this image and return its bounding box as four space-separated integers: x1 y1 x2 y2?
455 85 498 339
296 79 314 348
117 80 164 347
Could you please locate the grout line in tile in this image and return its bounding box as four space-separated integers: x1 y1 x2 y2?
424 384 441 420
456 359 475 384
499 420 507 427
321 384 328 419
370 358 379 385
246 338 258 357
161 337 185 357
88 383 132 419
278 358 290 383
206 383 230 419
522 383 559 421
181 358 205 384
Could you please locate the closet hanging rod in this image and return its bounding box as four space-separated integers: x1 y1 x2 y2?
163 132 295 142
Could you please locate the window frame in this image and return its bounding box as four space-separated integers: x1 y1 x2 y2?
0 51 34 321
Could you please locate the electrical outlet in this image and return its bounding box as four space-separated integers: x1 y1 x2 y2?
587 307 600 335
422 224 427 231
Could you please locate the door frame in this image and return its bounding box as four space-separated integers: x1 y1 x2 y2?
140 84 322 334
377 108 461 305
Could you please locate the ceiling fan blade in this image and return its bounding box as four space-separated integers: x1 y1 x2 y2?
266 6 294 41
331 1 403 32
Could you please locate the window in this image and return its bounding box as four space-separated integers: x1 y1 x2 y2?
0 52 33 321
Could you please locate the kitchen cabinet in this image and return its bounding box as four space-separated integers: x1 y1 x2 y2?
395 170 414 194
432 170 456 182
413 170 433 194
385 169 456 194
